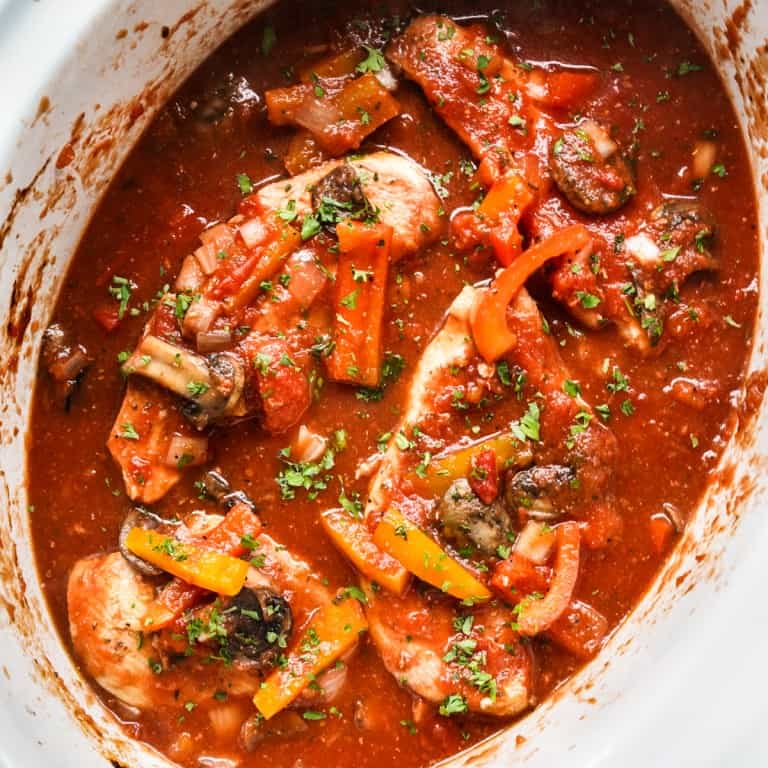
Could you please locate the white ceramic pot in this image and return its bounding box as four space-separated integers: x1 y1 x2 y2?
0 1 766 766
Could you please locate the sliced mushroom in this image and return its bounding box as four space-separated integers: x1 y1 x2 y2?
310 163 371 224
124 335 245 428
550 121 635 215
201 469 257 512
119 507 177 576
505 464 575 521
220 587 292 672
438 477 513 555
240 709 308 751
41 323 91 410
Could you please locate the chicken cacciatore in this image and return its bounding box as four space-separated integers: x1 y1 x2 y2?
29 1 758 767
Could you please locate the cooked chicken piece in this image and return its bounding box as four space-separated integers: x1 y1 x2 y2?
106 380 190 503
67 518 347 712
387 15 524 168
67 552 157 708
360 282 619 715
256 151 442 261
364 584 533 717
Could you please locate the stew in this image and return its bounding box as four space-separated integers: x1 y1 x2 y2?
28 0 759 766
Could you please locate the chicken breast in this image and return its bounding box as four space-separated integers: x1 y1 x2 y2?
360 281 620 716
257 150 442 261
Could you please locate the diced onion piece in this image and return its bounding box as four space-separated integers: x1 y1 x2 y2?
194 243 221 275
625 233 661 266
514 520 556 565
375 63 398 92
196 329 232 353
199 222 236 249
286 253 328 308
209 703 245 739
239 217 270 249
293 93 342 136
182 297 220 337
525 69 548 101
292 424 327 464
662 501 684 531
692 139 717 179
165 434 208 469
580 119 617 159
175 254 205 291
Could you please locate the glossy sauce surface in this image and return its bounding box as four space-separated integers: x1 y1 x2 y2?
28 1 758 766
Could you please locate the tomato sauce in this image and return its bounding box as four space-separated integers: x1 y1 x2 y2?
27 0 759 766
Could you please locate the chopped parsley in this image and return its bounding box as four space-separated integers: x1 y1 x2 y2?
236 173 253 195
356 46 386 74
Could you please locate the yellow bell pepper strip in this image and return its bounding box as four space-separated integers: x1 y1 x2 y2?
321 509 410 595
470 224 592 362
408 432 533 498
124 527 249 597
372 510 491 602
253 597 368 719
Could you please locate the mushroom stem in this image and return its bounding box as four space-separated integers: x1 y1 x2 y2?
124 335 244 424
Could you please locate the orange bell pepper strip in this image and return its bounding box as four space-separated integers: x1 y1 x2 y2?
142 503 262 631
321 509 410 595
409 432 532 498
373 510 491 602
253 597 368 719
326 220 392 387
125 527 249 598
514 522 581 636
470 224 592 362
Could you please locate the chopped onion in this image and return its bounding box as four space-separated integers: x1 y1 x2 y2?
375 63 398 92
208 703 244 739
239 216 269 249
315 661 348 702
525 69 548 102
625 233 661 266
580 120 617 159
175 254 204 291
199 221 235 248
194 243 220 275
292 424 327 463
514 520 556 564
286 252 328 308
182 297 220 337
662 501 684 531
196 329 232 353
692 139 717 179
293 94 341 137
165 433 208 469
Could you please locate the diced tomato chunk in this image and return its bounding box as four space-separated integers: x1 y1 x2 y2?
244 337 311 434
92 305 121 332
546 599 608 659
468 449 500 504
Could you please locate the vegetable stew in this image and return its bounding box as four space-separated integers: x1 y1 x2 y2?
28 0 759 766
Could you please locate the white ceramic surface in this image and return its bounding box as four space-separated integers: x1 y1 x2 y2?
0 1 765 767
